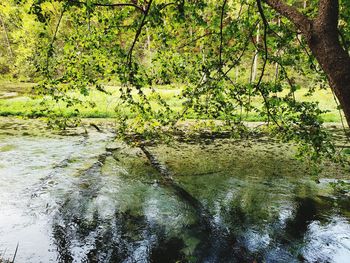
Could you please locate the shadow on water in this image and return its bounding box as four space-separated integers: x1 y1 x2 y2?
51 152 193 263
48 142 348 263
284 197 320 241
50 147 256 262
140 145 257 263
50 142 350 263
53 206 189 263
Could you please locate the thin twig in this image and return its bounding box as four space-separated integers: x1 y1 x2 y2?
256 0 281 127
331 88 350 142
338 28 349 53
236 1 244 20
177 31 218 50
159 2 177 11
127 0 153 66
12 243 19 263
0 14 13 57
71 0 145 13
45 8 65 77
255 0 268 88
295 31 319 71
219 0 228 69
222 20 260 78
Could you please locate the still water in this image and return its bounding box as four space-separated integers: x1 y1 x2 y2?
0 119 349 262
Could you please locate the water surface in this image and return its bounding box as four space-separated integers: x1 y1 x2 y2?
0 118 349 262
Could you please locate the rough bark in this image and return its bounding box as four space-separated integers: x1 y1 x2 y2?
264 0 312 34
263 0 350 126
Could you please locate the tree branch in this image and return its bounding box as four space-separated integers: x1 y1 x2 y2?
177 31 218 50
219 0 228 69
263 0 311 35
127 0 153 66
256 0 281 127
256 0 268 88
70 1 145 13
46 8 65 77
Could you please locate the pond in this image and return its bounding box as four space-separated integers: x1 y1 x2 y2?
0 118 349 263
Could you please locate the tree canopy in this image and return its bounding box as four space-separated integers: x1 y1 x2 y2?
1 0 350 158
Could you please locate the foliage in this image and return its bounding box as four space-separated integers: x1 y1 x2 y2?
1 0 350 160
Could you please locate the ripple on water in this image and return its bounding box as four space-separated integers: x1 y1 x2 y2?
0 122 349 262
0 123 113 262
302 218 350 262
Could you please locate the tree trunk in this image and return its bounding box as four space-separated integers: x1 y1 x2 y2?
309 20 350 126
263 0 350 126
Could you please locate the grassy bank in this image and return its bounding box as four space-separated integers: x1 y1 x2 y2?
0 81 343 122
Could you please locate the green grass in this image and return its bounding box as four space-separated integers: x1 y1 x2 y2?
294 88 341 122
0 81 343 122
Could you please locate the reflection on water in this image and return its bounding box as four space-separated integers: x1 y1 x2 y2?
0 119 349 262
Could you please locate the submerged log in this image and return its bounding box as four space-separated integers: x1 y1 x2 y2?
139 144 256 261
